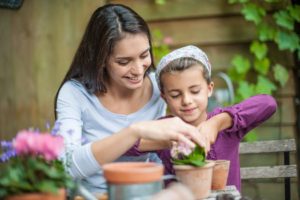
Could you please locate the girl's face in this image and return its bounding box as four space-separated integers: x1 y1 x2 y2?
161 65 214 126
107 33 151 90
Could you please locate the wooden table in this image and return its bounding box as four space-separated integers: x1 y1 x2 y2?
204 185 241 200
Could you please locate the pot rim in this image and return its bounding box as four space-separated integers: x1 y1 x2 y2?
173 161 215 170
103 162 164 184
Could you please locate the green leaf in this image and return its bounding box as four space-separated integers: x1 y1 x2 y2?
275 30 300 52
254 57 270 75
287 5 300 22
228 66 245 82
255 75 277 94
273 64 289 87
231 55 251 75
264 0 279 2
37 181 58 194
155 0 166 5
258 23 276 41
274 10 294 31
241 3 266 25
250 41 268 60
237 81 256 99
228 0 248 3
172 145 206 167
243 131 257 142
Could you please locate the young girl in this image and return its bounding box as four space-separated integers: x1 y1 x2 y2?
154 45 277 191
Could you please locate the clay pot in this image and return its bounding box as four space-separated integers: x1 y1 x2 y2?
211 160 230 190
103 162 164 184
5 188 66 200
174 162 215 199
103 162 164 200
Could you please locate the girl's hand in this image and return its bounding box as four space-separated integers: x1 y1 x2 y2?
197 120 218 154
130 117 204 149
197 112 233 154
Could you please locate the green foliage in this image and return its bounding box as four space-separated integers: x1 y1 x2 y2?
227 1 299 141
152 29 171 65
243 131 258 142
154 0 166 5
0 156 74 197
241 3 266 25
172 145 206 167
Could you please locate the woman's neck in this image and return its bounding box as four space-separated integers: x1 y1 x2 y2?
98 76 152 114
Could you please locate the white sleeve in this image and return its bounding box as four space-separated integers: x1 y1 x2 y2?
55 82 101 179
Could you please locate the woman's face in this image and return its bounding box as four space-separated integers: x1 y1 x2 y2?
107 33 151 90
161 65 214 126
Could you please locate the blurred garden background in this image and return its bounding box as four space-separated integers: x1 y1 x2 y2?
0 0 299 199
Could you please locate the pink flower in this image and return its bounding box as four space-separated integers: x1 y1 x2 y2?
13 130 64 161
171 142 193 159
163 36 173 45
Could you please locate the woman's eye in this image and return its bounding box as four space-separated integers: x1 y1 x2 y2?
140 53 149 59
118 61 129 66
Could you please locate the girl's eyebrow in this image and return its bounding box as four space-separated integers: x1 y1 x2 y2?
115 47 150 60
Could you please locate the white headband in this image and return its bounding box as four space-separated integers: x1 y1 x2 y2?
155 45 212 89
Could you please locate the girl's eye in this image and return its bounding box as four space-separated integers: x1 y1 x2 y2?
191 90 200 94
170 93 180 99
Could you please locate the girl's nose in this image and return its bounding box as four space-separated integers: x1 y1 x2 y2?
182 94 192 105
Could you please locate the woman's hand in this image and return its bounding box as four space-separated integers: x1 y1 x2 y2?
130 117 204 149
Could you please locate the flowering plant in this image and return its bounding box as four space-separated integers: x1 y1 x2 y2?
171 142 206 167
0 127 74 198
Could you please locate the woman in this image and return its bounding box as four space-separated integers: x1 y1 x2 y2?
55 4 232 193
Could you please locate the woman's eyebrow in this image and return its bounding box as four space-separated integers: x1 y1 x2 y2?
115 47 150 60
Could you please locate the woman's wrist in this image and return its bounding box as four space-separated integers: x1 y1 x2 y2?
128 122 143 140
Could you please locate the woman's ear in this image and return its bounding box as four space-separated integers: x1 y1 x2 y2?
161 93 166 101
208 81 214 97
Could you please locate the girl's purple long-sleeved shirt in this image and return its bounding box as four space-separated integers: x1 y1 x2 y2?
125 94 277 191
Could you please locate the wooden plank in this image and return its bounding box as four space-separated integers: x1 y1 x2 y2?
241 165 297 179
149 16 257 46
109 0 289 21
239 139 296 154
168 43 295 73
0 0 106 139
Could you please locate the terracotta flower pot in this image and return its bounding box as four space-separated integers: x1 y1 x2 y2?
103 162 164 200
103 162 164 184
211 160 230 190
174 162 215 199
5 188 66 200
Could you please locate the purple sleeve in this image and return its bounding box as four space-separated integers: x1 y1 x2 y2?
124 139 143 156
209 94 277 139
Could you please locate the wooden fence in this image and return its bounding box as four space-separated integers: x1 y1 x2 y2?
0 0 298 199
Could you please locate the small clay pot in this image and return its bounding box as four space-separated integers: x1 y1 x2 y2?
211 160 230 190
174 162 215 199
103 162 164 184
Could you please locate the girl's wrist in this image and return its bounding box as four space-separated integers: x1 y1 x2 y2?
214 112 233 132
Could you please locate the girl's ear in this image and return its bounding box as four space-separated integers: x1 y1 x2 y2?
208 81 214 97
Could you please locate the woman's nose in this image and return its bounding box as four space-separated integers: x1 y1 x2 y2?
131 60 145 75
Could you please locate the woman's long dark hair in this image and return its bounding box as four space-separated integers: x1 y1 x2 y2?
54 4 154 119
